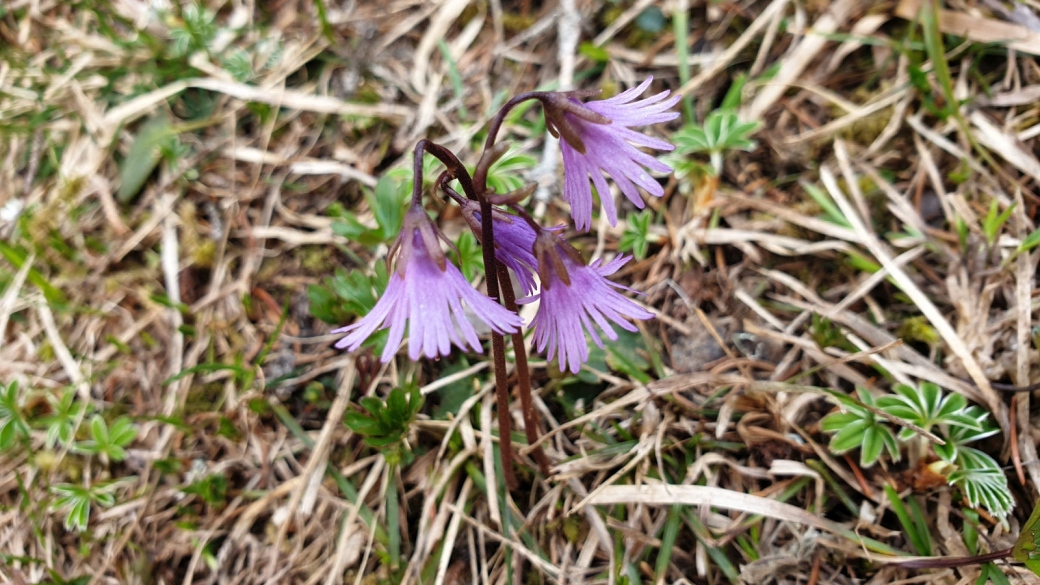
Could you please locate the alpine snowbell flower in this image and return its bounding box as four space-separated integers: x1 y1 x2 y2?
551 77 680 231
334 204 522 362
460 199 539 294
520 231 654 373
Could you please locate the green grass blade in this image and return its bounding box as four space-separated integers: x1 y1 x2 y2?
654 505 683 580
883 484 931 556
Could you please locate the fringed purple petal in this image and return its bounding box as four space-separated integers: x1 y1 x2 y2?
599 77 654 106
334 228 521 362
559 78 679 231
524 253 653 373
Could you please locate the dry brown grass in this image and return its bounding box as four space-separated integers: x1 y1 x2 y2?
4 0 1040 583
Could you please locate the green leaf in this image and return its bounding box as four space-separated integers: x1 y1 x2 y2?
822 389 900 467
308 264 389 345
578 42 610 63
860 426 885 467
828 419 871 454
108 416 138 447
480 148 538 195
330 268 384 316
962 508 980 554
433 356 475 419
803 183 852 228
819 412 861 432
1026 559 1040 579
955 217 970 250
344 416 382 435
455 231 483 280
90 415 109 444
66 498 90 532
222 49 254 82
977 563 1013 585
810 313 855 351
370 175 408 242
950 447 1013 517
943 406 1000 450
359 396 385 417
363 436 397 447
0 242 67 304
982 200 1015 246
605 330 652 384
0 381 28 450
51 482 122 532
0 422 22 451
670 110 759 157
330 214 373 242
844 251 882 275
1017 226 1040 253
386 387 407 424
181 474 228 506
876 382 981 442
1013 499 1040 575
345 385 423 456
330 177 408 247
720 74 749 111
39 388 82 448
118 115 172 203
619 210 655 260
933 437 959 462
75 415 136 461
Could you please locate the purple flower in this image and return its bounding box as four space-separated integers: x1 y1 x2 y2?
519 232 654 373
553 78 680 231
334 206 522 362
459 199 539 295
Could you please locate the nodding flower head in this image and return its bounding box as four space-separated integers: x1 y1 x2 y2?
459 199 539 295
334 203 522 362
519 230 654 373
544 77 680 231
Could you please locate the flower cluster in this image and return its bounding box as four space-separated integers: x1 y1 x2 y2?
335 78 678 373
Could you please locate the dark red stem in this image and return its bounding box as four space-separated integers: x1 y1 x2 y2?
895 547 1013 569
474 92 543 192
497 262 551 476
479 195 518 490
417 139 479 201
421 91 567 491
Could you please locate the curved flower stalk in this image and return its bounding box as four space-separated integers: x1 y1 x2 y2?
551 77 681 231
520 230 654 374
334 204 522 362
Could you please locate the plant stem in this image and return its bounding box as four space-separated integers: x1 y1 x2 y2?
419 138 519 489
496 263 551 476
478 190 518 490
386 461 401 570
895 547 1012 569
474 92 543 189
419 139 479 201
474 167 517 487
491 330 517 490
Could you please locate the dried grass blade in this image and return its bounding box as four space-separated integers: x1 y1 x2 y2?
584 485 904 556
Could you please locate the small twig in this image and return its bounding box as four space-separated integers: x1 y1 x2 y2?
1011 395 1026 486
843 453 873 499
991 380 1040 393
